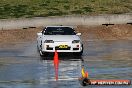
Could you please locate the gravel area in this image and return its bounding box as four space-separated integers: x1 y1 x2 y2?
0 24 132 45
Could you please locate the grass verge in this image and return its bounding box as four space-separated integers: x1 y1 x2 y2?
0 0 132 19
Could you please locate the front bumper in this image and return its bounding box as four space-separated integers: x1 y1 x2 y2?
42 42 82 52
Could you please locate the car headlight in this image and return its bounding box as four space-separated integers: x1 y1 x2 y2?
72 40 80 43
44 40 54 43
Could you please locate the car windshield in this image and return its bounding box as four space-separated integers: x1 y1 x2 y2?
44 27 76 35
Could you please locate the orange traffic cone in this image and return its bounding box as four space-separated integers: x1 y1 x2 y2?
53 50 59 81
81 67 89 78
79 67 131 86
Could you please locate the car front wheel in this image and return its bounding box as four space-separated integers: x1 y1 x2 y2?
40 51 49 57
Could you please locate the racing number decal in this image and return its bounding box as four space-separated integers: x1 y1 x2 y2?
59 45 68 48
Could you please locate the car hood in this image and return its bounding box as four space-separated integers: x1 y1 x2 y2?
43 35 80 42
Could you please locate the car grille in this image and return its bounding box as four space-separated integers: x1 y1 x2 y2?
55 46 71 50
46 47 53 50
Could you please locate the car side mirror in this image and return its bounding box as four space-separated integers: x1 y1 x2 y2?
76 33 81 36
37 32 42 36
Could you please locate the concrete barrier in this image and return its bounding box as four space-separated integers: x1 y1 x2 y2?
0 14 132 30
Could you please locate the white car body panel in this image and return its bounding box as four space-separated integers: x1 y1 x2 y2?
37 26 83 54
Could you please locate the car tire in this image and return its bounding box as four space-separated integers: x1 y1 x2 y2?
40 51 49 57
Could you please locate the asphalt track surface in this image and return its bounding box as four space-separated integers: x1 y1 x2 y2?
0 40 132 88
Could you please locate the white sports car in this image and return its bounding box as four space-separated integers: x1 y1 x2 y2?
37 26 83 56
